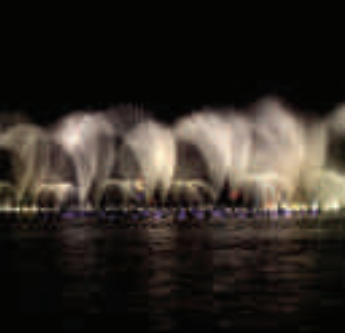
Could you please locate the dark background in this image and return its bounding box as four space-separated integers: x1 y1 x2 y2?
0 78 344 125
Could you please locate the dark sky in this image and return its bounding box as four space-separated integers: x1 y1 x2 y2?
0 78 344 125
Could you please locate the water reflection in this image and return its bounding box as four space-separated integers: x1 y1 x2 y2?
59 223 150 320
148 226 213 332
148 227 176 331
0 220 344 331
212 227 319 331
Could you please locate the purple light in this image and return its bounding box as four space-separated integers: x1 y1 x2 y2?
177 210 186 221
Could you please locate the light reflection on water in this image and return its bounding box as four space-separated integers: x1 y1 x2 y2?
0 219 344 331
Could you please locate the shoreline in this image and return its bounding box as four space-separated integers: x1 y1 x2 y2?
0 208 344 228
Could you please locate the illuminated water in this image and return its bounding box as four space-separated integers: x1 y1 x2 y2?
0 218 344 331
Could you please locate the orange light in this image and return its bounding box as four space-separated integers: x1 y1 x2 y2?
230 190 239 200
135 178 145 191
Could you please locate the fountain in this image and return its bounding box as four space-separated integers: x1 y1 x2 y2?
0 99 344 219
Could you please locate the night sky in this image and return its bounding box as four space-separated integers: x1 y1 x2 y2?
0 78 344 125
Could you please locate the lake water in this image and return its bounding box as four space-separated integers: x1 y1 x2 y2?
0 218 344 331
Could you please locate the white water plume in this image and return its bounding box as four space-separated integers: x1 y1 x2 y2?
0 124 54 201
0 98 344 210
54 112 115 206
174 112 232 194
124 120 176 201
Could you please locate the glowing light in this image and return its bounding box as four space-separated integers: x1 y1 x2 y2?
135 178 145 191
324 201 340 212
311 202 319 211
1 98 345 215
230 190 240 201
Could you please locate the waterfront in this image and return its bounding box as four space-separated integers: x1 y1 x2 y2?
0 218 344 331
